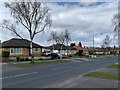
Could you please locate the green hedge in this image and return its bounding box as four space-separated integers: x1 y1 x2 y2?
2 51 10 57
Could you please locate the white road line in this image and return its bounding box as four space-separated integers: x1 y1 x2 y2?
52 66 72 71
0 72 38 80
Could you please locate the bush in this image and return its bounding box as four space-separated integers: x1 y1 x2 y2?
2 51 10 57
16 57 20 61
26 58 29 61
89 51 93 55
20 58 25 61
16 57 26 61
75 50 83 56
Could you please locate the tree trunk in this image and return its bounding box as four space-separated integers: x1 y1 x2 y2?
66 41 68 56
60 45 63 60
30 40 32 55
30 39 34 63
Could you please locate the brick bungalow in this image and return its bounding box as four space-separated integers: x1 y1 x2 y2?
44 44 88 55
44 44 76 55
2 38 44 57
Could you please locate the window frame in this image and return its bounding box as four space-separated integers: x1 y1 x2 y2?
33 48 40 52
10 48 23 55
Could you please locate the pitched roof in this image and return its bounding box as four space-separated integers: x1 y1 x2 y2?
2 38 43 48
73 46 89 50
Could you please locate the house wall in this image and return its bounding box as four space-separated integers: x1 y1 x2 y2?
33 48 42 56
22 48 29 56
2 48 10 52
95 52 104 55
2 48 42 57
59 50 77 55
2 48 29 57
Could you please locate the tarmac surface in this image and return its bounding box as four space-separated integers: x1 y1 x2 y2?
46 66 119 88
1 56 119 88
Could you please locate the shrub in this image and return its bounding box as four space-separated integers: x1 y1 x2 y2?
89 51 93 55
20 58 25 61
75 50 83 56
26 58 29 61
2 51 10 57
16 57 20 61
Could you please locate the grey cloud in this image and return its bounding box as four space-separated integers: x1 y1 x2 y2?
0 2 118 47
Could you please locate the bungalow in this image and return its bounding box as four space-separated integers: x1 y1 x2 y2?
73 46 89 55
44 44 77 55
44 44 89 55
2 38 44 57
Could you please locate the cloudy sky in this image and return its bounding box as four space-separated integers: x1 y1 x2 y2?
0 0 119 47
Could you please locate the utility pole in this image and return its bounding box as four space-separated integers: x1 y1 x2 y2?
92 33 103 56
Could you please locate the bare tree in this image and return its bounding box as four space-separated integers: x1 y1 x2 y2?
112 14 120 47
2 20 24 39
112 14 120 33
102 35 111 48
48 31 67 59
48 31 65 53
102 35 111 54
1 1 52 62
59 32 65 56
64 29 71 56
48 31 59 51
48 30 71 57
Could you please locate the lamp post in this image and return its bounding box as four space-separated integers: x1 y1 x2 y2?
93 33 103 55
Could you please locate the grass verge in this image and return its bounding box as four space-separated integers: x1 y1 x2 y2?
107 64 120 68
13 60 70 68
84 72 120 81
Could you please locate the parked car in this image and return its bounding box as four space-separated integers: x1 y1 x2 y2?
51 53 62 59
42 51 51 56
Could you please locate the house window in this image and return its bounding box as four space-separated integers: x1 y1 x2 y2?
33 48 39 52
10 48 22 54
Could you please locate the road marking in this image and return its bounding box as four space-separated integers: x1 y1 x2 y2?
0 72 38 80
52 66 72 71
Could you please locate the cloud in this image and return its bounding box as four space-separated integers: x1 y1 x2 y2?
0 2 118 47
48 2 118 46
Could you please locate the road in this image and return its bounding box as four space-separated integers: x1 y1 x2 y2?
2 56 118 88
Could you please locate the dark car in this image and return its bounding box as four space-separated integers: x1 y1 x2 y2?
51 53 61 59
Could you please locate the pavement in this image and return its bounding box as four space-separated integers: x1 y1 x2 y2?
1 56 119 88
46 63 119 88
46 75 119 88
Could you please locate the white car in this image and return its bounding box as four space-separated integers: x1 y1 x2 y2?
42 51 51 56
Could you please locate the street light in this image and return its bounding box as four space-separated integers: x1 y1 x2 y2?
93 33 103 55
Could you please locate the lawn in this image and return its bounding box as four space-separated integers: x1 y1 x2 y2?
84 72 120 81
13 60 70 68
107 64 120 68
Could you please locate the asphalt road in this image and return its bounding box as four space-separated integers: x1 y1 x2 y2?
2 56 118 88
